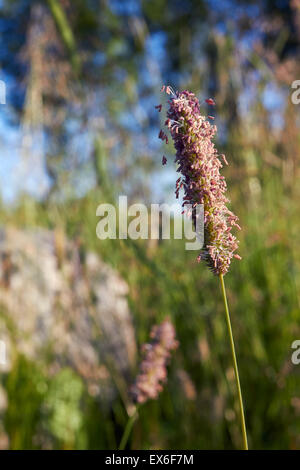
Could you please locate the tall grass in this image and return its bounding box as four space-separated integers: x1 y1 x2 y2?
0 160 299 449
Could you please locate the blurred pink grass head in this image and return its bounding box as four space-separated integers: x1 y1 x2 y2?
157 86 241 276
131 318 179 404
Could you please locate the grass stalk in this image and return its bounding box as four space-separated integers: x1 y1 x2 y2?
119 407 139 450
219 273 248 450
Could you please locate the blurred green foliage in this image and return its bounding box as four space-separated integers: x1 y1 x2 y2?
1 165 299 449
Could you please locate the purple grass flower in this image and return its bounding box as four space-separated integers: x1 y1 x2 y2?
131 318 178 404
157 87 241 275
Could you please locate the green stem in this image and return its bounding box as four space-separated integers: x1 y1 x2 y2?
219 274 248 450
47 0 81 74
119 407 139 450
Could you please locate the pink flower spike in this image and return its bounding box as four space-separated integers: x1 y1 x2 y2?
131 318 178 405
157 88 241 275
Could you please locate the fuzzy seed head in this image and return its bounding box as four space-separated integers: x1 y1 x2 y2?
131 318 178 404
157 87 241 275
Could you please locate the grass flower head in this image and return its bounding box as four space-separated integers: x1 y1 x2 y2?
131 318 178 404
157 87 241 275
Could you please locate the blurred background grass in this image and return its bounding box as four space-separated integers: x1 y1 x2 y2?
0 0 299 450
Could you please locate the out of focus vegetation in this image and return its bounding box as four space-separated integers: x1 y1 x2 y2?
0 0 299 450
